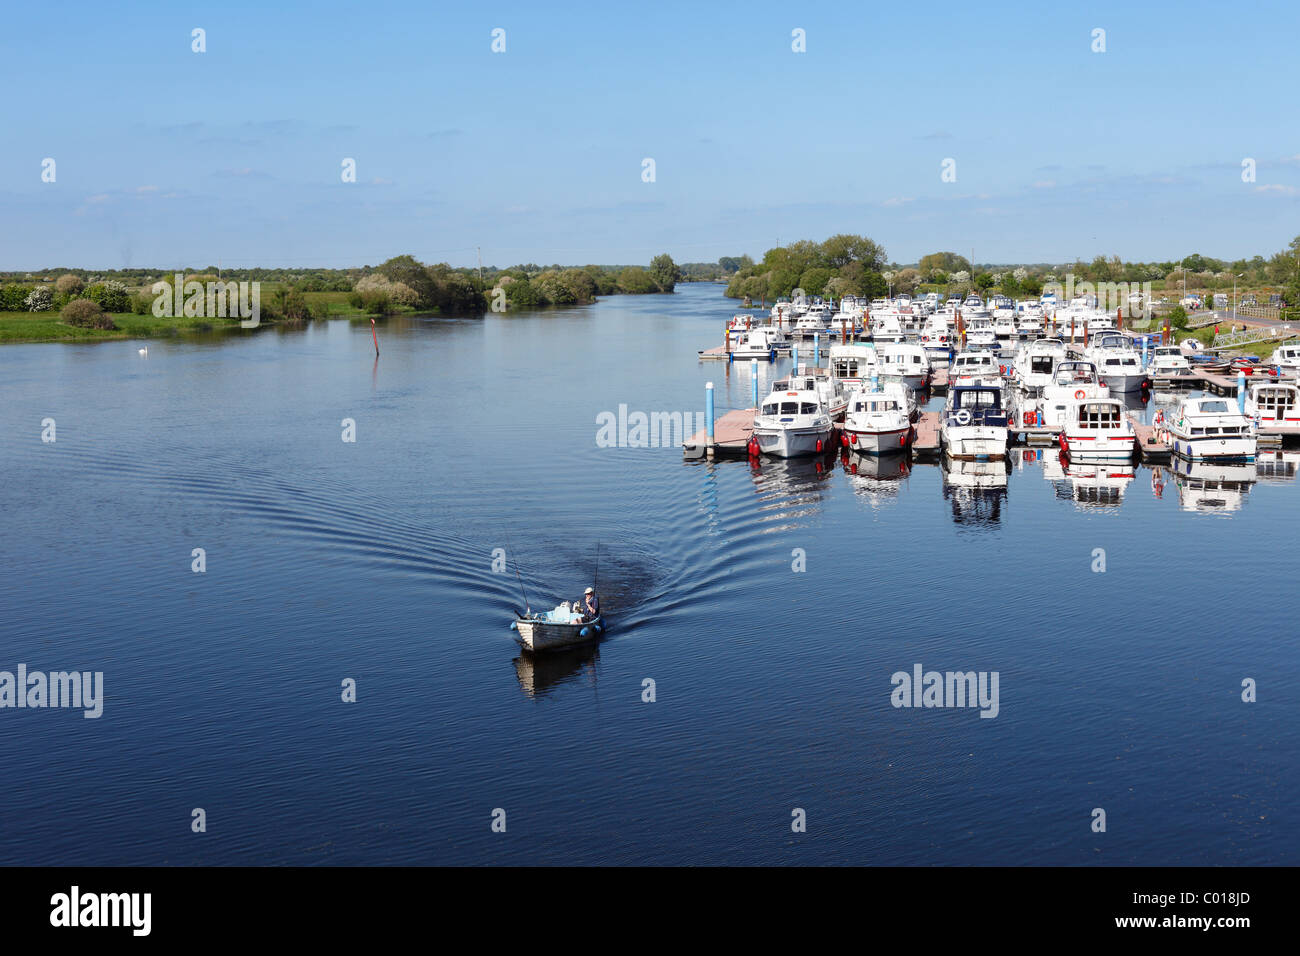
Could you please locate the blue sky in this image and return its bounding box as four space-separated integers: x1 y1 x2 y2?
1 0 1297 270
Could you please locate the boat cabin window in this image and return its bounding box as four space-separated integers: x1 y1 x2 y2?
1030 356 1053 373
762 403 778 416
1199 400 1230 413
1078 403 1120 428
801 402 818 414
1257 388 1296 411
955 390 999 408
780 401 799 414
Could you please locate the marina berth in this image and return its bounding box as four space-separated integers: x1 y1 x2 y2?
842 383 913 454
1058 397 1138 463
1147 346 1194 383
1165 395 1258 462
941 384 1009 460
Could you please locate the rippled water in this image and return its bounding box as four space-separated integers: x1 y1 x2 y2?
0 284 1295 865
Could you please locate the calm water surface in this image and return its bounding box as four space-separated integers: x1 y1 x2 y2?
1 283 1296 865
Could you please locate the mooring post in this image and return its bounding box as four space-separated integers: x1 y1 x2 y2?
1237 370 1247 414
1141 336 1149 369
705 381 716 458
751 359 759 406
814 333 820 367
793 344 799 372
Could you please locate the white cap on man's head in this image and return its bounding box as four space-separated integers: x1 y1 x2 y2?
585 587 594 594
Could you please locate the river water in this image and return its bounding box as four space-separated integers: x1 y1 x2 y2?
0 282 1295 864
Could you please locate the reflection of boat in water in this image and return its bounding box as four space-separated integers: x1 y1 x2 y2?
1057 455 1135 508
941 457 1008 526
513 642 601 698
841 450 910 506
1168 457 1257 512
748 451 837 519
1256 448 1300 483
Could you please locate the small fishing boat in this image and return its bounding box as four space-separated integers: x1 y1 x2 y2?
514 605 606 652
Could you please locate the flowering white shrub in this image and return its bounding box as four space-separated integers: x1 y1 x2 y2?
25 287 53 311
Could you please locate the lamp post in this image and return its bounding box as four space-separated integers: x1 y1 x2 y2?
1233 273 1243 322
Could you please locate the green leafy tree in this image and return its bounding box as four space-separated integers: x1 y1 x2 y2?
649 254 681 292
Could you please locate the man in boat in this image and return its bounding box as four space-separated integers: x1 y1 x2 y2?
582 586 600 621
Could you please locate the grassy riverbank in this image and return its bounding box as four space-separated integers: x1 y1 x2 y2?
0 292 377 343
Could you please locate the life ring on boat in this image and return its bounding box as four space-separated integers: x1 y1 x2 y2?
1074 389 1086 400
953 408 972 426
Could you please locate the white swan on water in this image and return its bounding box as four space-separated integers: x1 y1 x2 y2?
138 346 148 356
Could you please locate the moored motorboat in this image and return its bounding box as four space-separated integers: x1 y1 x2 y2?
1165 395 1258 462
752 385 834 458
842 382 913 455
942 384 1009 460
1058 397 1137 462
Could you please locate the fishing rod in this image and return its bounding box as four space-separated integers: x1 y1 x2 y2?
505 533 531 616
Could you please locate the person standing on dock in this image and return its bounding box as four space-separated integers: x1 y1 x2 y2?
583 586 600 620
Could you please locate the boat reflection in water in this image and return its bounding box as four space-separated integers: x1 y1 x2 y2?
840 450 910 507
1255 448 1300 484
747 449 837 531
941 456 1008 526
1053 451 1135 509
513 642 601 698
1168 456 1257 512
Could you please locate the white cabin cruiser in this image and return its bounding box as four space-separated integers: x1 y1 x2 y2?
752 387 834 458
1270 342 1300 378
842 383 913 455
950 350 1003 387
1033 361 1112 430
868 311 907 343
942 385 1009 460
919 315 953 362
729 327 787 360
1244 381 1300 427
1058 397 1137 462
875 342 931 390
1165 395 1258 461
993 309 1018 339
964 315 997 349
1089 348 1149 392
828 343 878 390
1147 347 1193 381
1014 338 1066 394
776 369 849 421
